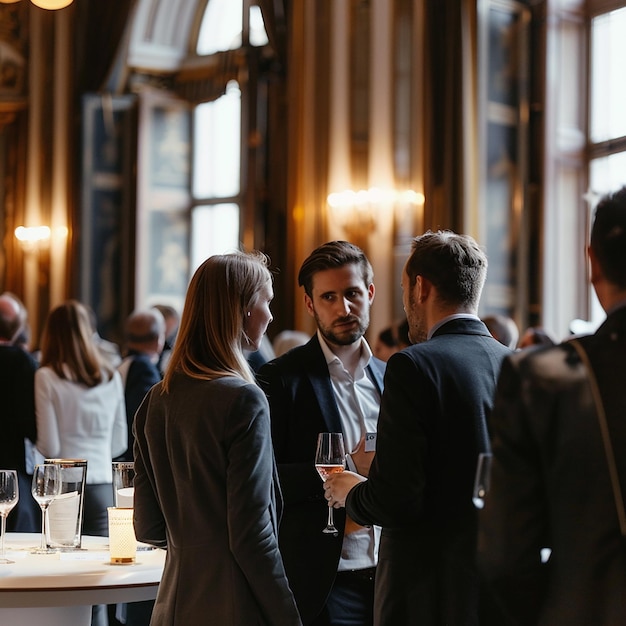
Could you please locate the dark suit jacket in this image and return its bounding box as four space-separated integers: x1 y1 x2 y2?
258 336 386 624
345 318 511 626
116 351 161 461
0 345 40 532
133 374 301 626
478 307 626 625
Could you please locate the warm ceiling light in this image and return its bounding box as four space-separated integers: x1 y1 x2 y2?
31 0 73 8
0 0 22 4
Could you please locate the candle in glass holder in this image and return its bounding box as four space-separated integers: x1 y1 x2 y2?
107 507 136 564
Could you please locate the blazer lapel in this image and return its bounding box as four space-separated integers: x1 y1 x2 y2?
366 361 385 394
303 336 343 433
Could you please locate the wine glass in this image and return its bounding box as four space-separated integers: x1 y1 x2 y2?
315 432 346 535
0 470 19 564
472 452 493 509
31 463 61 554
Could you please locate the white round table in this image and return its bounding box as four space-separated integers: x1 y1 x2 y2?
0 533 165 626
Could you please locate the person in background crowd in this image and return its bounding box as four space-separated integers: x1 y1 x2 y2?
87 305 123 369
478 186 626 625
152 303 180 376
115 308 165 462
325 231 511 626
517 325 557 349
0 293 39 532
35 300 127 533
35 300 127 626
272 329 310 358
258 241 386 626
133 251 301 626
482 314 520 350
111 312 164 626
2 291 32 353
373 318 410 362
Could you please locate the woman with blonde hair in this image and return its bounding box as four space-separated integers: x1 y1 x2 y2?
35 300 127 536
133 251 302 626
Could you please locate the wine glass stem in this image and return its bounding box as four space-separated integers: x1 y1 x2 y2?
40 506 47 550
327 505 334 528
0 514 6 559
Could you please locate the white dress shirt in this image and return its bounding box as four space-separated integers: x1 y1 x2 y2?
318 331 381 571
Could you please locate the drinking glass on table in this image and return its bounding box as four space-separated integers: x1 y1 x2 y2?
31 463 61 554
0 470 19 564
315 432 346 535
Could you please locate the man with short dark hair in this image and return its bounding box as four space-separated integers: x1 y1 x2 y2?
259 240 385 626
325 231 511 625
0 293 39 532
478 186 626 625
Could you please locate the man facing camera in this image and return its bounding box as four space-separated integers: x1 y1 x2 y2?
258 241 386 626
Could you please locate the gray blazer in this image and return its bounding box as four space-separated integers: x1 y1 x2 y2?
133 373 302 626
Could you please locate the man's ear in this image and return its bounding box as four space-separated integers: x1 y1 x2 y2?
367 283 375 305
588 245 602 285
304 293 315 318
416 275 432 303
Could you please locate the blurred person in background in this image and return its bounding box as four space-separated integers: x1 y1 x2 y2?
517 325 558 349
35 300 127 626
482 314 520 350
373 318 410 362
35 300 127 535
0 293 39 532
152 303 180 376
115 308 165 462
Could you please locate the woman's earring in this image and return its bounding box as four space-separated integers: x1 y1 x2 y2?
246 311 251 317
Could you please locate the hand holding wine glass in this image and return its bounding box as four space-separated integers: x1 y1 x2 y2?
315 432 346 535
0 470 19 564
31 463 61 554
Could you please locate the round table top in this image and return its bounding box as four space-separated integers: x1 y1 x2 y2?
0 533 165 608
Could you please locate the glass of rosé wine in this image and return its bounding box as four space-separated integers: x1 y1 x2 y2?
315 432 346 535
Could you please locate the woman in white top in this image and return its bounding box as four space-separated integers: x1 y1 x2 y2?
35 300 127 536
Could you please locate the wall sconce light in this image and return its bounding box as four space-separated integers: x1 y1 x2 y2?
327 187 425 240
15 225 67 251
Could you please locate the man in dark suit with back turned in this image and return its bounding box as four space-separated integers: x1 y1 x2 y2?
0 293 39 532
325 231 511 626
258 241 386 626
477 186 626 625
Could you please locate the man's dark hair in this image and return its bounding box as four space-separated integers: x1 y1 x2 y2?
591 186 626 289
297 241 373 297
405 230 487 310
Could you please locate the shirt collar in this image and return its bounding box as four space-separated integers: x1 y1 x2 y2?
317 329 372 378
427 313 481 340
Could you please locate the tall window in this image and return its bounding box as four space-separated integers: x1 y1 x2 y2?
588 3 626 324
191 82 242 270
190 0 268 272
589 6 626 194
